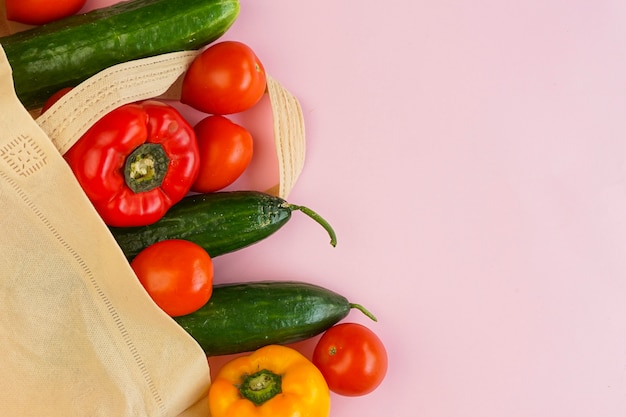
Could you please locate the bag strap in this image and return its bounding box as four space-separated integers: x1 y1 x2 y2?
266 75 306 199
35 51 198 156
33 50 306 199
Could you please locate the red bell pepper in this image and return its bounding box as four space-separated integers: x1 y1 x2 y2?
64 100 200 227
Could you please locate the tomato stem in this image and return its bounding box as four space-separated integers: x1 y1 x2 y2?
286 204 337 247
350 303 378 322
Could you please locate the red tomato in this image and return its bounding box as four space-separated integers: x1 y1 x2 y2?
40 87 73 114
181 41 267 115
191 115 254 193
130 239 214 317
312 323 388 396
6 0 86 25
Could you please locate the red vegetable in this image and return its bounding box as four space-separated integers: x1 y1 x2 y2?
64 100 199 227
191 115 254 193
6 0 86 25
181 41 267 115
131 239 214 317
312 323 388 396
40 87 73 114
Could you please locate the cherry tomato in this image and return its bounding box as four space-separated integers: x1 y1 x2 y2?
181 41 267 115
40 87 73 114
6 0 86 25
130 239 214 317
190 115 254 193
312 323 388 396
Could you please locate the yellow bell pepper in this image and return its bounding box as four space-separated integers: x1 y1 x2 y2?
208 344 331 417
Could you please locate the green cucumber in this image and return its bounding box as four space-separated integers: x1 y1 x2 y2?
109 191 337 260
174 281 376 356
0 0 240 109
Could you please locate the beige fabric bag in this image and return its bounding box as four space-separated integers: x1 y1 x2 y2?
0 47 212 417
0 12 305 417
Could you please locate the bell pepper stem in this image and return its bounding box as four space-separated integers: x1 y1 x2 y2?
239 369 282 406
124 143 170 193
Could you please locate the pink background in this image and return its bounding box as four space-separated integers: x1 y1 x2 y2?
89 1 626 416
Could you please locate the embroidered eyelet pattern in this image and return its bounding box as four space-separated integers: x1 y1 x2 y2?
1 134 47 177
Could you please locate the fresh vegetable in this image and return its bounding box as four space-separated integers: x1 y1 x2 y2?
191 115 254 193
312 323 388 397
109 191 337 261
40 87 73 114
208 344 331 417
0 0 240 109
181 40 266 115
64 100 199 227
131 239 214 317
173 280 376 356
5 0 86 25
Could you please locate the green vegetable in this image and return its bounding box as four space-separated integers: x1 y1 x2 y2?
174 281 377 356
110 191 337 260
0 0 240 109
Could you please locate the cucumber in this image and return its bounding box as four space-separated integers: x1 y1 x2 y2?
109 191 337 260
174 281 376 356
0 0 240 109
